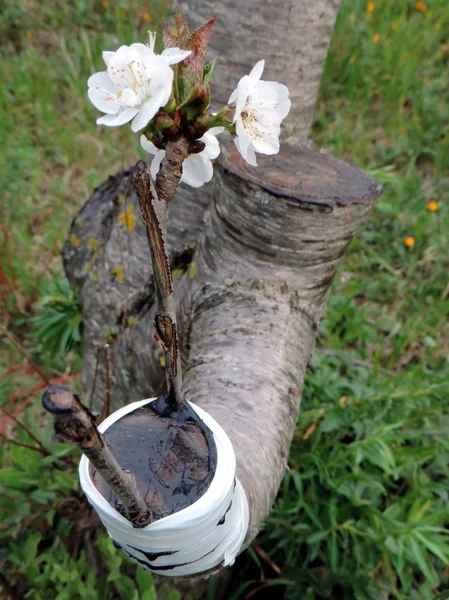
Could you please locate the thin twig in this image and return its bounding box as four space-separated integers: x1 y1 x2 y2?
0 406 49 454
0 324 49 384
42 385 151 528
0 434 48 456
134 159 184 410
99 344 112 423
155 137 190 204
89 345 101 411
0 492 49 505
315 348 396 376
0 365 30 381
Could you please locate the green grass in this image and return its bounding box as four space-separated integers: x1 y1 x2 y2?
1 0 448 598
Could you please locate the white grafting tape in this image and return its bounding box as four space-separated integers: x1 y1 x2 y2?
79 398 249 577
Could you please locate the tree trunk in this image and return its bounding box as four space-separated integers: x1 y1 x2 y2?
63 138 382 550
173 0 341 144
61 0 383 592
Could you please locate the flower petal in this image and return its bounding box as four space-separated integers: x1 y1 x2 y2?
97 107 139 127
228 88 239 104
251 81 291 121
207 126 225 137
129 42 153 57
234 136 257 166
248 60 265 82
140 135 158 155
150 151 166 179
102 51 115 68
87 71 118 94
250 123 280 155
200 132 221 160
181 155 213 188
235 120 252 154
245 145 258 166
229 74 251 111
131 96 163 132
161 47 192 65
88 88 120 114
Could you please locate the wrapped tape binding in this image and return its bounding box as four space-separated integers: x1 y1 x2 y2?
79 398 249 577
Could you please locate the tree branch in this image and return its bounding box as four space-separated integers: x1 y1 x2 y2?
41 385 151 528
0 324 49 384
133 160 184 410
155 137 190 204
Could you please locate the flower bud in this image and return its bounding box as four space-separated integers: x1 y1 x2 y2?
152 134 167 150
188 140 206 154
180 84 212 120
210 105 236 131
153 112 181 140
184 120 208 141
154 112 175 130
162 94 177 115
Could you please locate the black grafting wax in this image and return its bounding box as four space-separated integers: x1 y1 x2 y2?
90 398 217 521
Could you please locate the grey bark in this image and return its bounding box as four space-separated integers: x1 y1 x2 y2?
173 0 341 145
63 138 382 548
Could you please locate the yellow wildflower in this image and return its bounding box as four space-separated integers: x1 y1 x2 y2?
415 1 427 11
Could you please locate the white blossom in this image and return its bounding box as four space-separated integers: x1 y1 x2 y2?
228 60 291 166
87 36 191 133
140 128 224 188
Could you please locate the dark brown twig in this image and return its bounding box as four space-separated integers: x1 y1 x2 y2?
0 492 49 505
0 406 49 454
134 159 185 410
89 345 101 411
0 324 49 384
42 385 151 528
0 434 48 456
99 344 112 423
155 137 190 205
